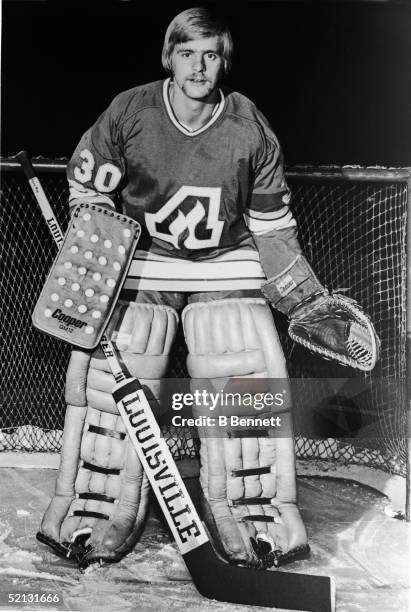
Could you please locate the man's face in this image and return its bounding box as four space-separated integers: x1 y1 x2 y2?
171 36 224 101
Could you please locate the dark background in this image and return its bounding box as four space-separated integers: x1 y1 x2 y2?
2 0 411 166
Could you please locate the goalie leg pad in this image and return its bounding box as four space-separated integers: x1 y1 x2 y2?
182 298 308 568
38 302 178 566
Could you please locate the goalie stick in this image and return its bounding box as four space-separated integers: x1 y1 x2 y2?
17 151 336 612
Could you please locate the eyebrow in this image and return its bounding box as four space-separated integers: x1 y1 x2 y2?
176 47 220 55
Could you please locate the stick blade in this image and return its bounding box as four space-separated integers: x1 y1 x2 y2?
184 542 335 612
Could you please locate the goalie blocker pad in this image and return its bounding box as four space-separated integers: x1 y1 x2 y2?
32 203 141 350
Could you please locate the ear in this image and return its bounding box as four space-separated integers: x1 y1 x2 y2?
223 57 231 76
167 52 175 75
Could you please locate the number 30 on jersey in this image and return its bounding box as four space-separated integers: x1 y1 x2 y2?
74 149 122 192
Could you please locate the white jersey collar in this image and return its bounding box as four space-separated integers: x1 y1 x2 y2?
163 78 225 137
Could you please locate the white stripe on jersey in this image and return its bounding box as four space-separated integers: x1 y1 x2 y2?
124 248 266 292
68 179 116 209
245 205 291 220
125 278 264 291
244 209 297 235
132 249 262 263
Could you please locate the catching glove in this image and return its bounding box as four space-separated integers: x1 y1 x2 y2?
261 255 380 371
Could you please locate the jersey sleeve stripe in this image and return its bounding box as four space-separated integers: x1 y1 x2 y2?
68 179 116 204
68 194 116 209
68 179 96 194
244 210 297 235
245 205 291 221
249 191 291 212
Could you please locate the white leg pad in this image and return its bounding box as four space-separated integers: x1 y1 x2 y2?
38 302 178 567
182 298 308 568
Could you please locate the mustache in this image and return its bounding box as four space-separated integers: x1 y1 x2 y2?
187 75 210 81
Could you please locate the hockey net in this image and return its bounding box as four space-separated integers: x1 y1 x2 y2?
0 159 408 495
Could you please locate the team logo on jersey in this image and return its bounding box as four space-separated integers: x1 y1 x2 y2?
145 186 224 249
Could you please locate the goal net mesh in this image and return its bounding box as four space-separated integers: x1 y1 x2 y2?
0 161 407 478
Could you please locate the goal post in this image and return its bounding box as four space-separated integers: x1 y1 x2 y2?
0 156 409 515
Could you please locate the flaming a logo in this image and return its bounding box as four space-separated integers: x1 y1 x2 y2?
145 186 223 249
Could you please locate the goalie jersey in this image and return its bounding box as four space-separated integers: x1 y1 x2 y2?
67 79 296 292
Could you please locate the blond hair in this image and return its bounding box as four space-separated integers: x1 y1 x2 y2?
162 7 233 77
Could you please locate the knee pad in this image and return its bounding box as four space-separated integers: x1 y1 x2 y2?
182 298 308 568
38 302 178 568
183 297 287 379
87 301 178 415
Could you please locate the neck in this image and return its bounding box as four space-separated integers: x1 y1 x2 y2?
169 81 220 131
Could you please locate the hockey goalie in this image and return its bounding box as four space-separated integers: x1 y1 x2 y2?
36 7 379 572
